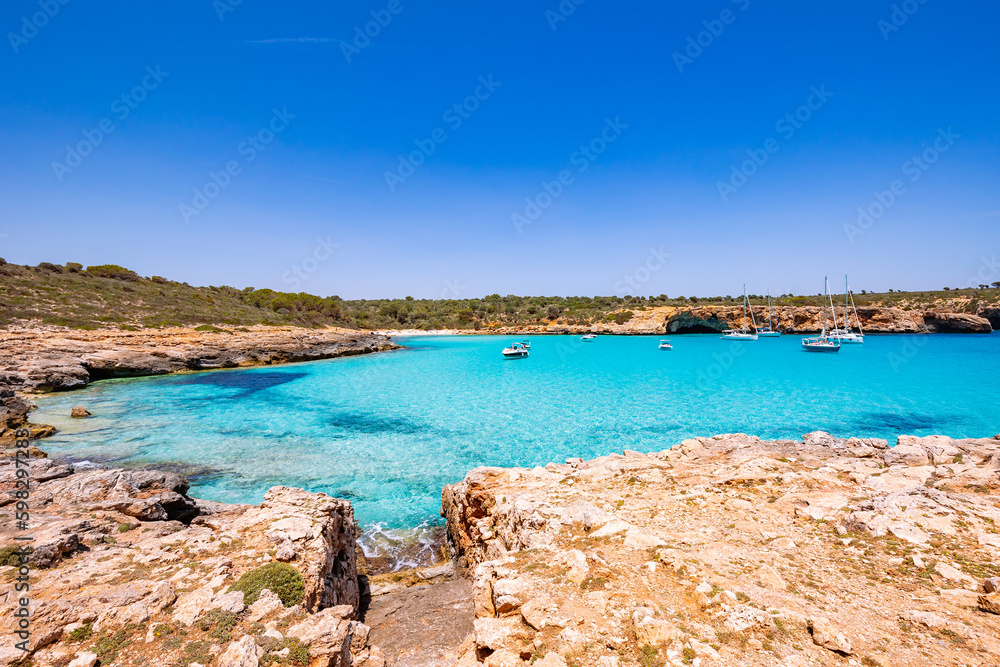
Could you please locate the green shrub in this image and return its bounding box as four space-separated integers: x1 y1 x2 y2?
230 562 305 607
193 324 231 333
65 262 83 272
93 625 135 662
69 622 93 642
184 640 213 664
638 645 665 667
0 545 30 567
85 264 140 281
260 637 310 665
197 608 238 642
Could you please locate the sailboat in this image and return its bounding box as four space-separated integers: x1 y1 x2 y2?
758 291 781 337
802 277 842 353
829 275 864 344
721 285 758 340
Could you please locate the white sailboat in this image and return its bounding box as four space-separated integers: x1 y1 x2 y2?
758 291 781 337
721 284 758 340
829 275 864 344
802 277 842 353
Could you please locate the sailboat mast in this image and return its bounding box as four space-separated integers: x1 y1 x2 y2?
743 284 748 333
822 276 829 337
845 274 850 330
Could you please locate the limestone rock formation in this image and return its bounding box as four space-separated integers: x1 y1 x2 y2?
0 326 396 442
441 432 1000 666
0 463 381 667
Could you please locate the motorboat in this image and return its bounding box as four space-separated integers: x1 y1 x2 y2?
722 284 758 341
520 340 531 349
581 334 596 341
502 342 529 358
658 340 673 350
802 277 842 353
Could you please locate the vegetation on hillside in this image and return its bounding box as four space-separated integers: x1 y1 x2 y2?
0 259 997 331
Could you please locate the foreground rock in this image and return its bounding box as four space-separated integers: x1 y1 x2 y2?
0 460 383 666
0 325 395 443
441 432 1000 666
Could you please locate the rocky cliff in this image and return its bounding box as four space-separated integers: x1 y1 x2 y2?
491 305 994 336
0 326 396 444
0 459 385 666
441 432 1000 666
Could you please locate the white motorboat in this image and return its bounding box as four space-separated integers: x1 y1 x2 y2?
502 342 529 358
581 334 596 341
802 277 842 353
829 275 864 344
722 284 758 341
758 291 781 337
658 340 673 350
520 340 531 349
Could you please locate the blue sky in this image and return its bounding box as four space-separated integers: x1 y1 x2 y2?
1 1 998 299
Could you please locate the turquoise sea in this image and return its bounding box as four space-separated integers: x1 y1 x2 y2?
31 333 1000 564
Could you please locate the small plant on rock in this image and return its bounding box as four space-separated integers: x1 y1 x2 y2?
230 562 305 607
638 644 665 667
197 608 238 642
69 623 93 642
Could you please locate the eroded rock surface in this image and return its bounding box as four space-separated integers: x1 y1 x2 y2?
0 325 396 443
441 432 1000 666
0 462 381 666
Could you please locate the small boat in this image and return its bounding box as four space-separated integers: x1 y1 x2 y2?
520 340 531 349
581 334 596 341
502 342 529 358
758 291 782 337
722 284 758 341
829 275 864 344
658 340 673 350
802 277 842 353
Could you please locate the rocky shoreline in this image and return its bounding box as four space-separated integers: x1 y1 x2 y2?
379 303 996 337
0 458 387 667
0 326 396 444
2 431 998 666
438 306 1000 335
438 431 1000 666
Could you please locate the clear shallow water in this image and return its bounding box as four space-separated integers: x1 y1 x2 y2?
31 333 1000 541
